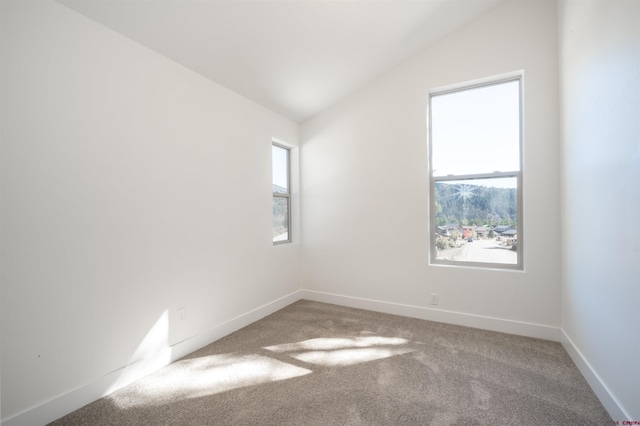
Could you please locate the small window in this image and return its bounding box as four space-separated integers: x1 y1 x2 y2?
272 143 290 244
429 77 523 269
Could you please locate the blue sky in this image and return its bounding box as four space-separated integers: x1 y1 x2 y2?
431 79 520 184
272 144 289 191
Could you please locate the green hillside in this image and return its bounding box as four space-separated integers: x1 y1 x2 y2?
435 182 517 227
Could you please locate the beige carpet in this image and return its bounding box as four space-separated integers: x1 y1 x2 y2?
50 300 612 425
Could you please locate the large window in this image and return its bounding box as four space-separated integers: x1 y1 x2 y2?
429 76 523 269
272 142 290 244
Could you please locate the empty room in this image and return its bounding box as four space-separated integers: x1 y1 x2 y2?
1 0 638 424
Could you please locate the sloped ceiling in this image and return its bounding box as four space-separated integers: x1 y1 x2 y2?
58 0 507 122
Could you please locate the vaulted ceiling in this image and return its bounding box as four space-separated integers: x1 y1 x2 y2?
58 0 507 122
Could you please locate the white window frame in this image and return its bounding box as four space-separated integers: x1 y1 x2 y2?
428 74 524 270
272 141 291 245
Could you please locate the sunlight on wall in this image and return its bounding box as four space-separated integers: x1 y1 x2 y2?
107 310 171 395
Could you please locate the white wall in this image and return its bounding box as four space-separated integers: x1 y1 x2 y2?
558 0 640 420
4 0 636 423
300 1 561 336
0 1 300 423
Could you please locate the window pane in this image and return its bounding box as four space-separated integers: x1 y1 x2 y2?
434 177 518 265
431 80 520 176
273 196 289 242
272 145 288 194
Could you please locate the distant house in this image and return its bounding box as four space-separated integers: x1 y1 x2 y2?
436 226 450 236
502 229 517 237
475 226 491 238
436 223 463 237
494 225 513 234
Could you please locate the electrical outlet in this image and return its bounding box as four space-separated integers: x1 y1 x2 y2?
430 293 439 305
177 307 187 321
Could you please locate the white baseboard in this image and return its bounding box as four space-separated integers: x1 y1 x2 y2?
560 330 630 422
8 289 628 426
1 289 567 426
300 290 561 341
1 290 303 426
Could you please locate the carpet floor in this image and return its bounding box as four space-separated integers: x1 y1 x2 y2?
50 300 612 425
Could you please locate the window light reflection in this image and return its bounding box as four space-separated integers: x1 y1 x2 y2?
110 354 311 409
291 347 415 367
264 336 409 353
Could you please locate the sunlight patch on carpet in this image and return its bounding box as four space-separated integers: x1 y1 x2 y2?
109 353 311 408
264 335 414 367
291 347 415 366
264 335 409 353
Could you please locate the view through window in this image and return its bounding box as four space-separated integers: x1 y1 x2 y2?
429 77 523 269
272 143 290 244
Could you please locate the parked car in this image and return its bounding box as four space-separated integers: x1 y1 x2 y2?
467 237 473 242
